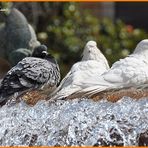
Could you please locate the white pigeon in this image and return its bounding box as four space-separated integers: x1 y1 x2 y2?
50 40 109 100
77 39 148 97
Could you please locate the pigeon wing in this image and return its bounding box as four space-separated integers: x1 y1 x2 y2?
0 57 60 98
51 60 108 99
18 57 60 87
78 55 148 96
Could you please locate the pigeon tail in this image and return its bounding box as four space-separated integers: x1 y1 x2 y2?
49 71 71 99
74 75 117 98
51 86 80 100
75 85 108 98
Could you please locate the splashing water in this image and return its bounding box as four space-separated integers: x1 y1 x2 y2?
0 97 147 146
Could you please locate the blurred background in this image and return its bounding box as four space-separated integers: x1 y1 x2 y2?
1 2 148 78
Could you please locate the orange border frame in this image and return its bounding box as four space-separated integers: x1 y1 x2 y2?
0 147 148 148
0 1 148 148
1 0 148 2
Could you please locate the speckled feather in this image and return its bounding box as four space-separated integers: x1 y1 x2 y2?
0 57 60 97
0 43 61 107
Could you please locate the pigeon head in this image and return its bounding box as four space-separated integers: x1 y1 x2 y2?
32 44 57 64
32 45 48 58
82 41 102 60
82 41 98 60
85 41 97 48
82 40 109 69
134 39 148 54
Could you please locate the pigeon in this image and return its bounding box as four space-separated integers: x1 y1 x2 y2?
50 41 109 100
77 39 148 97
0 45 60 105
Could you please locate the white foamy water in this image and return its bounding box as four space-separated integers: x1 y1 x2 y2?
0 97 147 146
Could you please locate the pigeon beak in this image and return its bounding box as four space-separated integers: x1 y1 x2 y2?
42 51 48 55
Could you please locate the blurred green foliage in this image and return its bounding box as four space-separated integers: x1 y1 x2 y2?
1 2 148 77
36 2 148 77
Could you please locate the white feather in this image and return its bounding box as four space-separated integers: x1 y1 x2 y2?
50 40 109 100
77 39 148 97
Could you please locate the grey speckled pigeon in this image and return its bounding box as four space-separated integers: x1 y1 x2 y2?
0 45 60 105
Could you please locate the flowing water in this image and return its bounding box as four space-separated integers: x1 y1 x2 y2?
0 97 147 146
